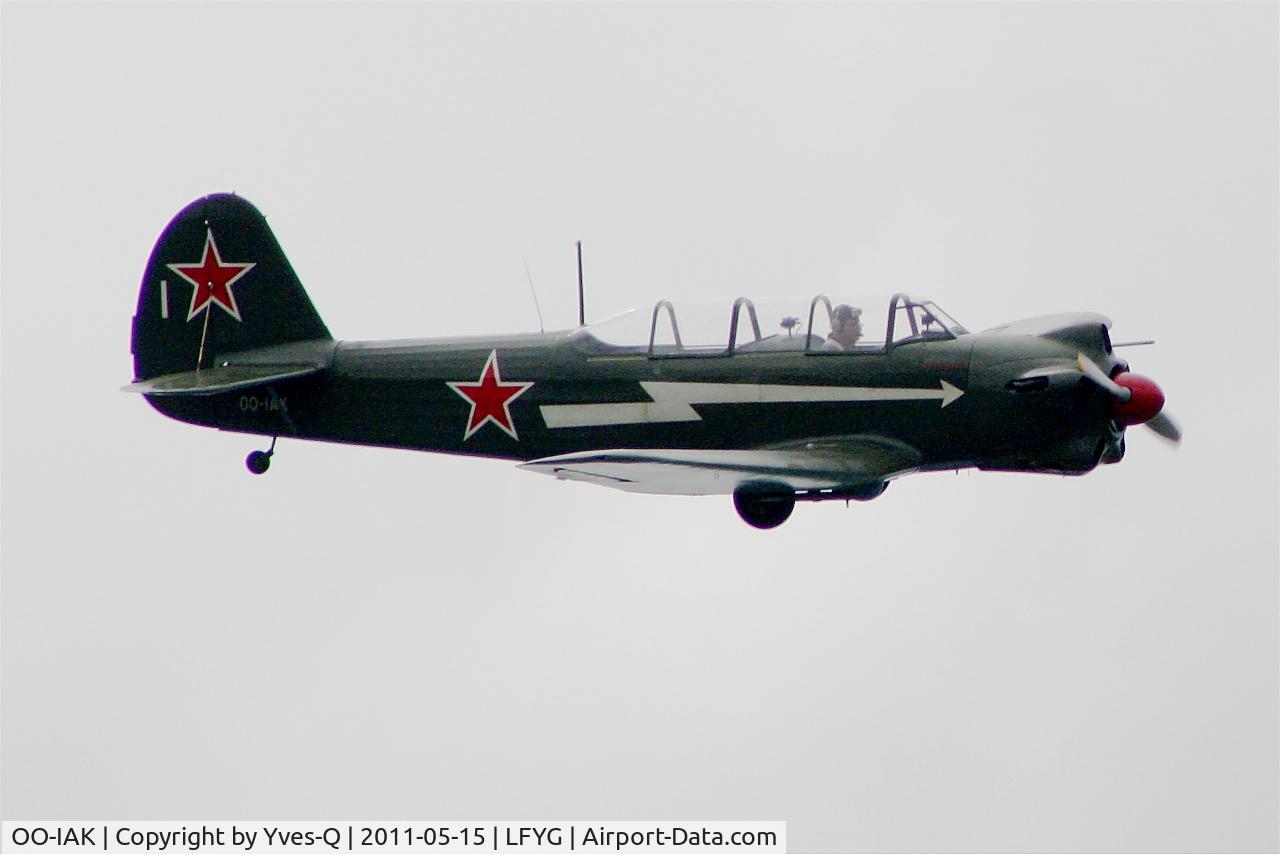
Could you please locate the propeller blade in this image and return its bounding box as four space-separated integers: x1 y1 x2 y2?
1076 353 1131 401
1146 411 1182 444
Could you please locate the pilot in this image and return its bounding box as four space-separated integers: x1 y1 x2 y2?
822 304 863 351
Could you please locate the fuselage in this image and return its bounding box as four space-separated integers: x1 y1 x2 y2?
149 319 1123 478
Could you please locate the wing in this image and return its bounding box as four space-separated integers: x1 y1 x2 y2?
518 435 922 496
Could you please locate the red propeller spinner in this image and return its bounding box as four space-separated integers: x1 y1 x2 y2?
1076 353 1182 443
1110 372 1165 426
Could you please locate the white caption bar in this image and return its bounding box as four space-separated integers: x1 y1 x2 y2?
3 821 785 854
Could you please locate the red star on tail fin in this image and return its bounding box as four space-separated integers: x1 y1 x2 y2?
167 230 256 321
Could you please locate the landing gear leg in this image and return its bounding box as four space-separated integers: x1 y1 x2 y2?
246 437 277 475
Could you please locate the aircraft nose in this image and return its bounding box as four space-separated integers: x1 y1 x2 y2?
1110 372 1165 426
1076 353 1181 444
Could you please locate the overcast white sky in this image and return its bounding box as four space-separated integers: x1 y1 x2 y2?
3 2 1277 851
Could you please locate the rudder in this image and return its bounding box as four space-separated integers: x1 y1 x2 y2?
131 194 331 382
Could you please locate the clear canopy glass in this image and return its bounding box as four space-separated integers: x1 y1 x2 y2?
580 293 968 355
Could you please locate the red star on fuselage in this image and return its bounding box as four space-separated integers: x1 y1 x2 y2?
446 350 534 440
167 230 256 321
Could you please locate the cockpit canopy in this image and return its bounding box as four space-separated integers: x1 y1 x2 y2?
579 293 968 356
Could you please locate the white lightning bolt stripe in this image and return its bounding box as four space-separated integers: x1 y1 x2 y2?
540 380 964 429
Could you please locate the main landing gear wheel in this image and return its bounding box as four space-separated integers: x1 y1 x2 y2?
733 484 796 529
245 437 278 475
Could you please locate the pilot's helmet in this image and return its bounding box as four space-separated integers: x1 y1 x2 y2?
833 304 862 325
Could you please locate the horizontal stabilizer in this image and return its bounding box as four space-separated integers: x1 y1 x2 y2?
122 363 323 396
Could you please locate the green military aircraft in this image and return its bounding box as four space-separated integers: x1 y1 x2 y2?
127 194 1180 528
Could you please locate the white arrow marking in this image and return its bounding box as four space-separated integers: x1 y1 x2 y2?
541 380 963 428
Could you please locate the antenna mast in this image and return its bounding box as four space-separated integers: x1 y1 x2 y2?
576 241 585 326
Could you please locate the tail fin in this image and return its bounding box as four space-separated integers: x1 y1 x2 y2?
131 194 331 382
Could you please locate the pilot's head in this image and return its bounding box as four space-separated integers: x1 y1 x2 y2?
830 304 863 346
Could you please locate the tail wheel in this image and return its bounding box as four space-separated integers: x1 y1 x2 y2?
733 484 796 529
246 450 271 475
245 437 277 475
